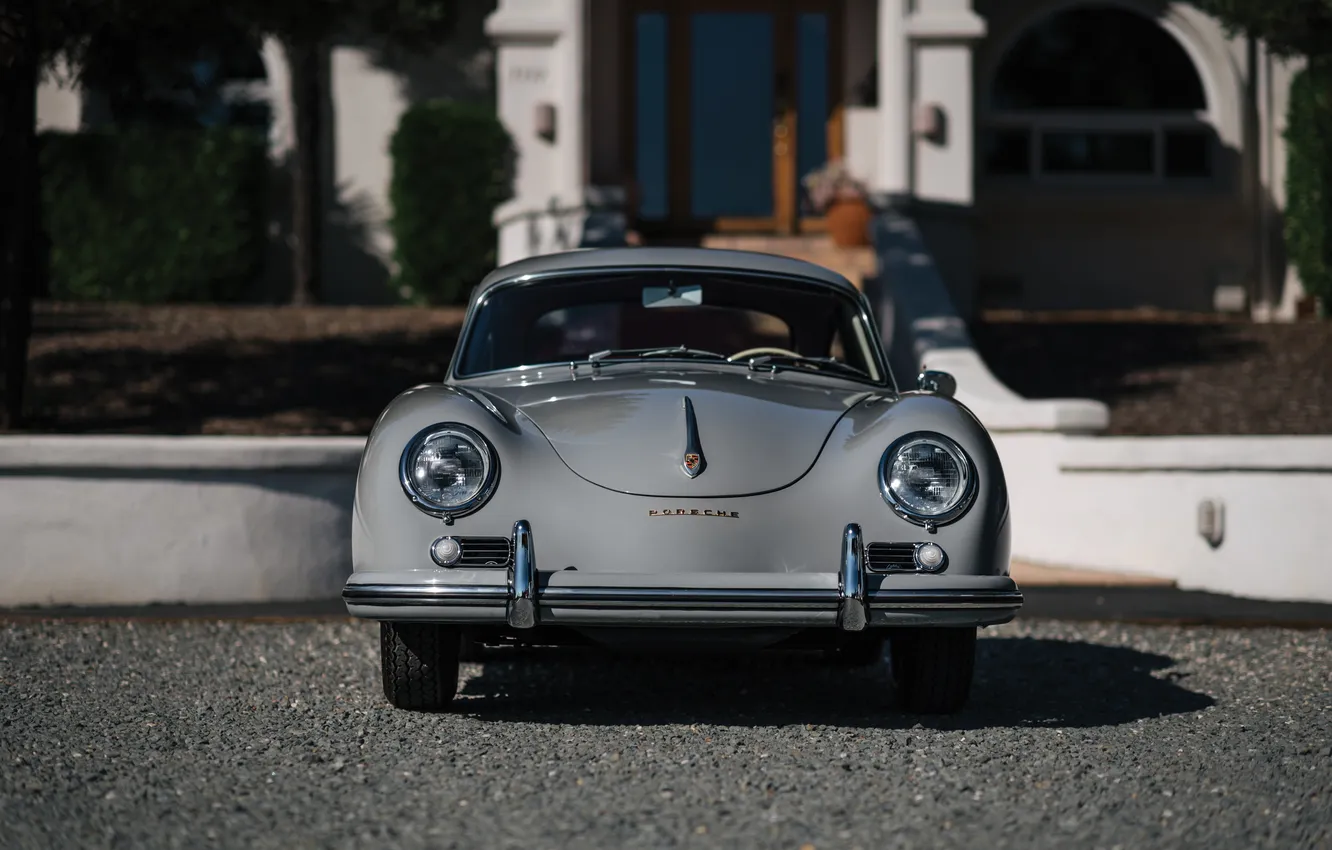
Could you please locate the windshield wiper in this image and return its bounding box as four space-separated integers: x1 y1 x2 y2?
586 345 728 364
744 354 871 380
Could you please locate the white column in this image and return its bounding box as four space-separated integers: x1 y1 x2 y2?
905 1 986 206
486 0 587 264
875 0 910 195
901 2 986 317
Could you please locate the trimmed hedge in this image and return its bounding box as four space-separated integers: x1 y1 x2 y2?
1285 62 1332 315
40 128 267 302
389 101 513 305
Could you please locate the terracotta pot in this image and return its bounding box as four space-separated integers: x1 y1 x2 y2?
825 197 871 247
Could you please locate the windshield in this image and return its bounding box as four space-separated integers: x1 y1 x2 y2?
454 271 887 384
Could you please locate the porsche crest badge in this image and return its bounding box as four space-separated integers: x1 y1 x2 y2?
680 396 706 478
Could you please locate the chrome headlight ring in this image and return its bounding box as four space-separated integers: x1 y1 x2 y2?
878 431 977 527
399 422 500 520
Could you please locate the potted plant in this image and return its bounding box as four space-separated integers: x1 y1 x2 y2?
802 159 872 247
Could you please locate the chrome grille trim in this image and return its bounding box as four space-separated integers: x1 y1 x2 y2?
457 537 513 568
865 542 918 572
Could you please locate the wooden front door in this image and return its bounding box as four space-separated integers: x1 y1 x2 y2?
623 0 844 235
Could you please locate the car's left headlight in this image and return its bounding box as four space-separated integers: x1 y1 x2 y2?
879 432 976 526
399 423 499 518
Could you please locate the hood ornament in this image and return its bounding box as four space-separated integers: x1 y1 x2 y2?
681 396 706 478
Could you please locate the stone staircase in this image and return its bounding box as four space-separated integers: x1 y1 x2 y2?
699 234 877 291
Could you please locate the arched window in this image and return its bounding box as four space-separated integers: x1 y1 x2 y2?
982 5 1213 182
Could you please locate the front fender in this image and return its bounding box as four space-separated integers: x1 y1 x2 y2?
811 391 1011 576
352 383 559 572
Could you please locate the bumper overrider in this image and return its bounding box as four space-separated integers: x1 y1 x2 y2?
344 521 1023 629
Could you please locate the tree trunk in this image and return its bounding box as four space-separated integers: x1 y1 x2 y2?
287 38 323 305
0 0 38 429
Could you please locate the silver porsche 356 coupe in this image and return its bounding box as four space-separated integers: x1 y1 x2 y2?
344 247 1021 714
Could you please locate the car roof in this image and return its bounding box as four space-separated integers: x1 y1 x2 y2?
476 247 859 295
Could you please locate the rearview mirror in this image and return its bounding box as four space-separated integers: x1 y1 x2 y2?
916 370 957 398
642 283 702 308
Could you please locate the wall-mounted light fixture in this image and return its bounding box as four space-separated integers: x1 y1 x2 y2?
1198 498 1225 548
534 102 556 143
913 102 947 146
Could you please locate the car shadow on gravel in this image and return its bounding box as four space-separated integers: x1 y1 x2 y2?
455 636 1215 730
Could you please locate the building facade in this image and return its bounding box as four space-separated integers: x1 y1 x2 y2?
37 0 1306 317
490 0 1304 318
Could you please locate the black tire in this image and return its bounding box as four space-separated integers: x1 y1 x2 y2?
890 627 977 714
822 634 886 668
381 622 460 711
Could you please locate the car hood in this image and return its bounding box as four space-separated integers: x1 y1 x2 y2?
479 371 873 497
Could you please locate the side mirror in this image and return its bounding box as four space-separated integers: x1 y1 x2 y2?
916 370 957 398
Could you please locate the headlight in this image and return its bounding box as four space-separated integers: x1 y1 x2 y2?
879 432 976 526
399 423 499 518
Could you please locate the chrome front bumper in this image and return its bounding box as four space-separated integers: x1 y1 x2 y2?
343 521 1024 629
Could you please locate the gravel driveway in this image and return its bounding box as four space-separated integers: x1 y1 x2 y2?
1 619 1328 849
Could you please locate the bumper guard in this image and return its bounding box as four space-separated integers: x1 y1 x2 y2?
342 521 1023 629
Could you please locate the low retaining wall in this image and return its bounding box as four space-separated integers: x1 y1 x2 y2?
0 436 363 608
870 203 1332 604
997 434 1332 603
869 206 1109 433
2 432 1329 607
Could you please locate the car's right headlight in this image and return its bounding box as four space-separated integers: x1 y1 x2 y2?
399 423 499 518
879 432 976 526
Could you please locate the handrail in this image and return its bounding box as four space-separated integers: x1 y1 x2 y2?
492 195 619 229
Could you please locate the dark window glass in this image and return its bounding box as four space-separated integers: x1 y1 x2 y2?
635 13 669 219
457 273 880 380
992 6 1206 111
796 12 831 199
689 12 775 217
1041 131 1155 174
983 129 1032 175
1164 128 1212 177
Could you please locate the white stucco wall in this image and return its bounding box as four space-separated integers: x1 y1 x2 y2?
0 437 362 608
322 46 406 302
3 431 1327 608
997 433 1332 603
36 60 81 132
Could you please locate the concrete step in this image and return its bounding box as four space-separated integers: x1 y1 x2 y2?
700 234 876 290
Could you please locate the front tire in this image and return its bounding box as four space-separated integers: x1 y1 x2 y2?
381 622 460 710
890 627 977 714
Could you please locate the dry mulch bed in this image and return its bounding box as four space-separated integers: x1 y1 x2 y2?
8 303 1331 437
971 311 1332 436
16 302 466 436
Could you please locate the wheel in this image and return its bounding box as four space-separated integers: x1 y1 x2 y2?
822 634 886 668
380 622 460 710
889 627 977 714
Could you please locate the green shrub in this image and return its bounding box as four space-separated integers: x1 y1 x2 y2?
1285 61 1332 315
389 101 513 305
40 127 267 302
